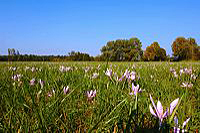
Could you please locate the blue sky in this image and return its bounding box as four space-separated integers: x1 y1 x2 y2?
0 0 200 56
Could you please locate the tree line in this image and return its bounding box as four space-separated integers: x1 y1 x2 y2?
1 36 200 61
0 50 94 62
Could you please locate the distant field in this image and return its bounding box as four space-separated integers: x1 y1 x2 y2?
0 61 199 132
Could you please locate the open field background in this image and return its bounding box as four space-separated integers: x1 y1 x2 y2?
0 62 199 132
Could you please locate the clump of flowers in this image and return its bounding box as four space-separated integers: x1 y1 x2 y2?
118 69 137 81
92 72 99 79
12 74 23 86
86 90 96 101
181 67 192 75
9 67 17 71
31 67 36 72
105 68 112 77
12 74 22 81
129 83 142 96
174 116 190 133
181 82 193 88
149 95 179 125
59 65 66 72
59 66 72 72
191 74 197 80
84 67 92 73
170 68 178 78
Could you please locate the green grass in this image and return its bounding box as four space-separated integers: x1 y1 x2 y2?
0 61 199 132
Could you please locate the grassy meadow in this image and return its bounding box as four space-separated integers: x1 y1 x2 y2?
0 61 199 132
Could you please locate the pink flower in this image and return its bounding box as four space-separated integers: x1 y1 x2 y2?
59 65 66 72
149 95 179 125
48 92 52 97
123 69 130 79
105 68 112 77
84 67 91 73
63 86 69 94
30 78 35 86
12 74 22 81
129 71 136 81
129 83 142 96
181 82 193 88
86 90 96 101
48 89 55 97
92 73 99 79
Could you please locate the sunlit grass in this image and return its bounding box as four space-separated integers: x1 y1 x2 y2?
0 61 199 132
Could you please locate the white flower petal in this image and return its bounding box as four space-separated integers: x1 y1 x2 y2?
150 95 159 116
170 98 179 115
149 105 157 117
157 101 163 116
182 118 190 128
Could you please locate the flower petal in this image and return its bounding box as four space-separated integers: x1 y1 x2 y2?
93 90 97 97
157 100 163 116
149 105 157 117
136 84 139 91
182 118 190 128
170 98 179 115
150 95 159 116
163 108 168 118
131 83 135 91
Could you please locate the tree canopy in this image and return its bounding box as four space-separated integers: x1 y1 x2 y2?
143 42 167 61
100 37 143 61
172 37 200 60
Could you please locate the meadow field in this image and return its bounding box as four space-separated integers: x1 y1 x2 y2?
0 61 199 132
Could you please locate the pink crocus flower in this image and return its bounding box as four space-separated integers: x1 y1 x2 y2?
30 78 35 86
181 82 193 88
92 73 99 79
129 83 142 96
48 89 55 97
149 95 179 125
174 116 190 133
180 69 184 76
170 68 178 78
129 71 136 81
86 90 96 101
191 74 197 80
12 74 22 81
105 68 112 77
63 86 69 94
59 65 66 72
31 67 35 72
123 69 130 79
184 67 192 75
84 67 90 73
48 92 52 97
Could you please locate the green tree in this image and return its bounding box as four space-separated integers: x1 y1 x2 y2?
67 51 93 61
100 37 143 61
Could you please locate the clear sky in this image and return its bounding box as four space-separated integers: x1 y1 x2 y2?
0 0 200 56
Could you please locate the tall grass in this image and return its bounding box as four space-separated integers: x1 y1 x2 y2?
0 62 199 132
